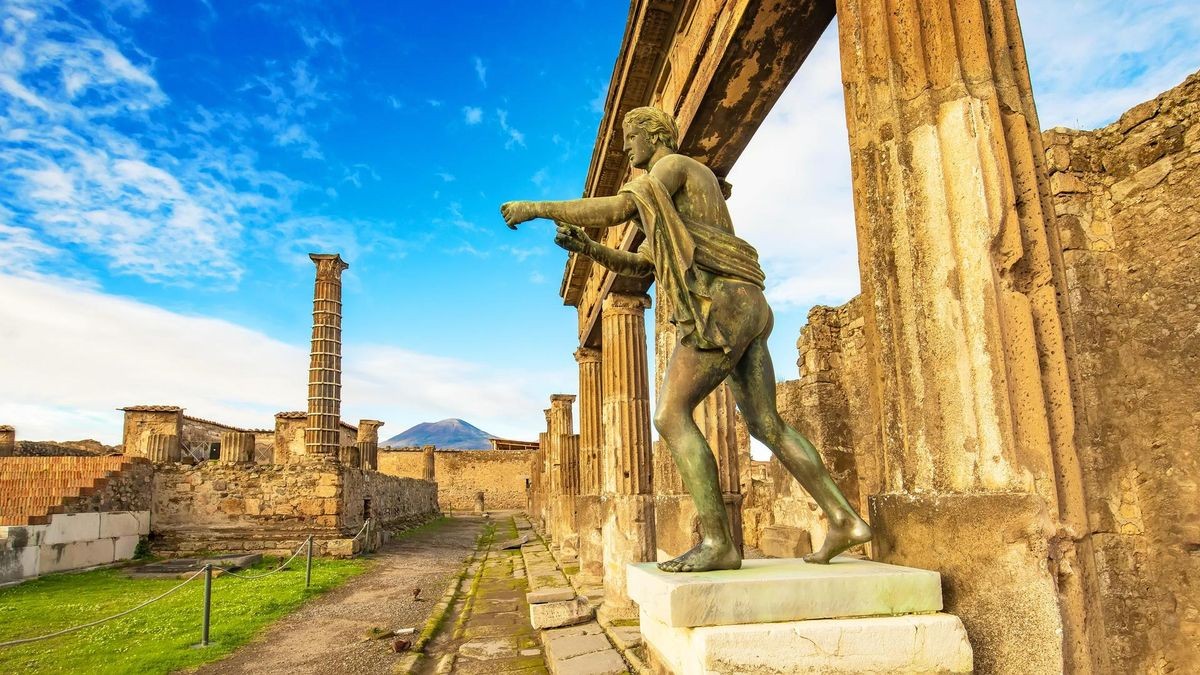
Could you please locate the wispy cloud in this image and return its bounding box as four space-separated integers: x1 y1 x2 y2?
0 274 550 442
387 95 403 110
1017 0 1200 129
474 56 487 87
497 109 526 149
436 171 456 182
427 98 443 107
501 244 546 263
463 105 483 125
529 270 546 284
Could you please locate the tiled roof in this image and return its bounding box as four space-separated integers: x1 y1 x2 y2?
274 411 308 419
119 405 183 412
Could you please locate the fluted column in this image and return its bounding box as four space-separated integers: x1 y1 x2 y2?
548 394 579 557
338 445 361 467
600 292 655 616
574 347 605 581
357 420 383 470
306 253 349 461
220 431 254 464
0 425 14 457
145 433 180 463
836 1 1097 672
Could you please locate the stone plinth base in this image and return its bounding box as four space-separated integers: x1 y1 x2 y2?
640 610 972 675
628 557 942 627
574 495 605 579
629 557 971 674
601 494 655 614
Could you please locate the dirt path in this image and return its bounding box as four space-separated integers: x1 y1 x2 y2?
193 516 489 675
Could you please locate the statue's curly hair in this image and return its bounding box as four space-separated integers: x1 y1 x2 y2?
623 106 679 151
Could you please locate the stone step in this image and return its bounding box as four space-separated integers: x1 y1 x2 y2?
628 556 942 628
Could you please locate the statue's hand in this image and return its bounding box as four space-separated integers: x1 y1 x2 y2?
500 201 538 230
554 221 591 254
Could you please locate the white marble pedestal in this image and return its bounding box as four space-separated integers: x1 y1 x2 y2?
627 557 973 675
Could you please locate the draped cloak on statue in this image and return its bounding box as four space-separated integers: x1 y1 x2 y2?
618 172 766 353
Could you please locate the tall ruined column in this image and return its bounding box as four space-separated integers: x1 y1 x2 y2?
574 347 605 582
600 292 655 617
534 431 548 527
0 425 14 457
421 444 436 482
549 394 578 558
305 253 350 461
357 420 383 470
835 2 1098 672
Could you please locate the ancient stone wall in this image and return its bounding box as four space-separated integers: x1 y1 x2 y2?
340 467 439 532
1042 71 1200 673
378 448 533 511
120 408 183 459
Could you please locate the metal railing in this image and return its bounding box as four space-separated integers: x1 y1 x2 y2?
0 519 375 649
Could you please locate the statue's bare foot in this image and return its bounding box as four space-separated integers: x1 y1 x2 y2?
657 540 742 573
804 518 873 564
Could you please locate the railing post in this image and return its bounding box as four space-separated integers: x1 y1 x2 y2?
201 564 212 646
366 518 372 553
305 536 313 588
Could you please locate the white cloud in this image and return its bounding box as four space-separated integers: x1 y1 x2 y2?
497 109 526 149
529 270 546 284
1016 0 1200 130
474 56 487 87
436 171 456 182
463 105 483 125
725 26 859 311
0 274 552 443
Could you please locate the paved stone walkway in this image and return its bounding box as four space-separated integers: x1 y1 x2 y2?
418 516 549 674
194 516 489 675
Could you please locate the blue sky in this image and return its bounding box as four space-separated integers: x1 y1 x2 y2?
1 0 1197 445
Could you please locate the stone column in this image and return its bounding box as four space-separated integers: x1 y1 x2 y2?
600 292 655 617
306 253 350 461
146 433 180 463
574 347 605 582
220 431 254 464
339 445 361 467
421 445 436 482
835 2 1098 672
534 431 547 527
0 425 14 457
357 420 383 470
549 394 578 557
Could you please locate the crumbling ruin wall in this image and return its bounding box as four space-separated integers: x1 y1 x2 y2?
13 440 110 457
749 73 1200 673
378 448 533 511
1042 71 1200 673
340 468 438 532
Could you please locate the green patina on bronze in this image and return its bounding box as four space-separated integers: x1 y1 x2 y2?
501 107 871 573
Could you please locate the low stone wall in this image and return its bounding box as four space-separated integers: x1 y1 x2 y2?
13 440 112 457
378 448 533 511
151 462 438 557
0 511 150 583
341 467 439 532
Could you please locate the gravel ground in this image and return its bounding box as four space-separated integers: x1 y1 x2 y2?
191 515 489 675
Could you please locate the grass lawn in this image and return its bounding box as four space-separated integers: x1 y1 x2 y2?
0 555 368 675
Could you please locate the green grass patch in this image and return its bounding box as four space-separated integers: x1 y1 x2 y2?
0 556 367 675
387 515 449 543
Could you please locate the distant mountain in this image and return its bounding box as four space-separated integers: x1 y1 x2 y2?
381 418 496 450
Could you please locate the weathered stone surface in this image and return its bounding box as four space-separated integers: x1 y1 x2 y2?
378 448 534 511
629 557 941 628
529 596 593 630
757 524 811 558
526 587 575 604
552 649 626 675
641 609 972 675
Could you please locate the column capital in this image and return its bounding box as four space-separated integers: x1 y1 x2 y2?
602 292 651 314
574 346 601 364
550 394 577 405
310 253 349 280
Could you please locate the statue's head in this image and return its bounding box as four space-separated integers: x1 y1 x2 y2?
623 106 678 169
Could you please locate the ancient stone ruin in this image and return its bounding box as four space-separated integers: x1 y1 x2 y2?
523 2 1200 673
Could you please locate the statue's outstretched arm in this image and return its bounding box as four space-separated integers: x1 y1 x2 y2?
501 194 636 230
555 221 653 278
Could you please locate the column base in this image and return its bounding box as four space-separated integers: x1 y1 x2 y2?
601 493 655 611
575 494 605 580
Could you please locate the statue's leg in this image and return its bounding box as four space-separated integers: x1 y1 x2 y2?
653 341 742 573
728 330 872 563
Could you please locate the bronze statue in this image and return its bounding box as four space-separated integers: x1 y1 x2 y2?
501 107 871 572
